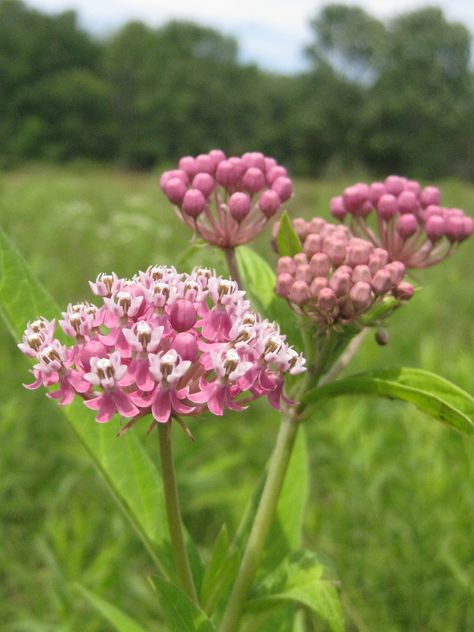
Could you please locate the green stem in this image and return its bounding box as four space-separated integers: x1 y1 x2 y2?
224 246 243 288
158 422 198 603
219 412 300 632
220 324 363 631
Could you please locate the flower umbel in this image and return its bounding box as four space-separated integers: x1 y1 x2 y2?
19 266 305 431
274 218 414 328
160 150 293 247
329 175 473 268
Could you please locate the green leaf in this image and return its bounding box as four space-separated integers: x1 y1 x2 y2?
236 245 276 313
276 211 302 257
236 245 303 351
149 575 216 632
234 427 309 575
200 525 240 616
304 367 474 436
77 584 147 632
247 550 345 632
0 227 203 581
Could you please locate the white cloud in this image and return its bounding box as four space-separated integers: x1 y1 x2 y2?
25 0 474 71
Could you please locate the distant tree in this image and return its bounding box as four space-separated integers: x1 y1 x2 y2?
0 0 109 163
104 20 268 167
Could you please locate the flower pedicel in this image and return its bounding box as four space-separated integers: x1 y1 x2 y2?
19 266 305 432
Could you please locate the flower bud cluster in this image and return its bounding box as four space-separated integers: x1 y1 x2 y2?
275 218 414 327
19 267 305 430
330 175 473 268
160 150 293 247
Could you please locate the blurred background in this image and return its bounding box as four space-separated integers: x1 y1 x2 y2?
1 0 474 630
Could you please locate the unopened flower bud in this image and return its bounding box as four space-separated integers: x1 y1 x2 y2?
384 175 405 196
310 277 328 297
160 169 188 191
259 190 281 218
182 189 206 218
330 196 347 220
164 177 187 204
171 332 198 361
289 280 311 304
398 191 418 214
276 273 294 298
295 264 312 284
242 151 266 171
375 327 389 346
444 214 466 242
396 214 418 239
349 281 372 308
425 215 445 241
304 233 323 257
272 176 293 202
267 165 287 185
330 271 351 297
405 180 421 196
395 281 415 300
229 192 251 221
195 154 215 174
277 256 296 275
178 156 197 179
318 288 337 311
307 217 326 233
343 183 370 214
347 241 372 266
385 261 405 285
372 269 393 294
352 264 372 284
420 186 441 208
192 173 215 198
208 149 226 167
243 168 265 193
377 194 398 221
309 253 330 277
169 299 197 332
292 218 308 239
216 160 238 187
323 238 347 267
294 253 308 266
370 182 385 204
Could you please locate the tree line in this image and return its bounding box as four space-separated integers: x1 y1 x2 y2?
1 0 473 179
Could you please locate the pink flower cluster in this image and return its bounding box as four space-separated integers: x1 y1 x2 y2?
19 267 305 430
160 150 293 248
330 176 473 268
274 218 414 327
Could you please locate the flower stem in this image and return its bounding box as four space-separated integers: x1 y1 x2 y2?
224 246 243 288
219 412 300 632
158 422 198 603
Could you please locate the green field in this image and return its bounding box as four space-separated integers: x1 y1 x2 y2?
1 166 473 631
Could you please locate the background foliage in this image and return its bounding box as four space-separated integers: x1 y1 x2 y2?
1 0 474 178
1 167 473 630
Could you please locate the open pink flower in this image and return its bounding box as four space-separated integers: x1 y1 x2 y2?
20 266 305 431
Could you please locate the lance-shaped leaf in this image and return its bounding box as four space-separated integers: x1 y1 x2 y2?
0 227 203 581
149 575 216 632
200 525 240 616
304 367 474 436
276 211 302 257
246 550 345 632
77 584 147 632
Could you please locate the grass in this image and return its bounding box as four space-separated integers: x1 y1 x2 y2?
1 165 473 631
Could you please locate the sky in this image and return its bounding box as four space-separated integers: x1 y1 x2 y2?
27 0 474 72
